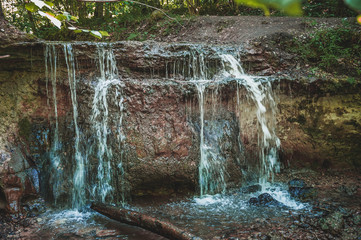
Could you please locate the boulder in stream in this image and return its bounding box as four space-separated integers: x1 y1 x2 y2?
249 193 281 207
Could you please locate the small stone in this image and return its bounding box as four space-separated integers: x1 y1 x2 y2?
288 179 306 188
352 214 361 225
289 186 317 200
96 229 118 237
338 185 357 196
319 211 344 234
54 218 66 225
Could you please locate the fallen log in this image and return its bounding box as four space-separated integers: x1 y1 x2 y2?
91 202 202 240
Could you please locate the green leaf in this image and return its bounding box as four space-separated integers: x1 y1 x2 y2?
236 0 270 15
236 0 302 16
25 3 39 12
44 1 54 7
70 16 79 22
90 30 102 39
44 11 55 17
99 31 110 37
345 0 361 11
62 11 72 21
127 33 138 40
73 30 82 33
82 29 90 33
38 10 62 29
56 14 67 21
30 0 52 10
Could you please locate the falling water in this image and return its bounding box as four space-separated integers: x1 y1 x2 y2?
63 44 86 209
189 50 227 196
220 54 280 189
45 44 63 203
90 44 125 204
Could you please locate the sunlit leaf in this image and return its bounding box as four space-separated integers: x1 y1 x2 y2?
236 0 302 16
74 30 82 33
38 10 62 29
30 0 52 10
345 0 361 11
25 3 39 12
90 30 102 39
70 16 79 22
68 27 77 30
99 31 110 37
44 11 55 17
82 29 89 33
44 1 54 7
56 14 67 21
270 0 302 15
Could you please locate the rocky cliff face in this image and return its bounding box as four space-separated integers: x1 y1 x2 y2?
0 41 360 213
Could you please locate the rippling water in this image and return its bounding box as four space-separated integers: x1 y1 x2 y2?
132 183 309 238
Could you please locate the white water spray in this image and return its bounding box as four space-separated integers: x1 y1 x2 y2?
45 44 63 203
63 44 86 209
190 51 227 196
220 54 280 189
91 44 125 204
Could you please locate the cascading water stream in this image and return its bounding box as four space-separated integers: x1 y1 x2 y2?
190 50 227 196
43 44 283 212
44 43 126 209
36 44 309 240
189 51 280 196
63 44 86 209
90 44 125 204
220 54 280 189
45 44 63 204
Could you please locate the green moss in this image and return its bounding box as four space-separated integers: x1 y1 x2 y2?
283 23 361 77
288 114 306 125
18 117 31 141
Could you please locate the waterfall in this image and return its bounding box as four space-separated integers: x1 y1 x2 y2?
90 44 125 204
42 43 279 208
190 51 280 195
220 54 280 189
63 44 86 209
45 44 62 204
43 43 126 209
189 50 227 196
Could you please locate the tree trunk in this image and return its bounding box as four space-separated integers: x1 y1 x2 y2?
26 10 37 34
0 0 5 19
78 2 87 22
91 202 202 240
94 2 104 19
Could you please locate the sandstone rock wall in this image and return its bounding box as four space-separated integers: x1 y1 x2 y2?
0 41 360 212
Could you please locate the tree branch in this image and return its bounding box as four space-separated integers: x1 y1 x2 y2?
91 202 202 240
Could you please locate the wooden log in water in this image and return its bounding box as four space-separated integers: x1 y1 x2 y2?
91 202 202 240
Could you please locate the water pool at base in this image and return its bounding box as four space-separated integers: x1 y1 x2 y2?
35 183 308 239
131 183 309 238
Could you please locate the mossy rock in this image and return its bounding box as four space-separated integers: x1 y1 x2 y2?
18 117 31 141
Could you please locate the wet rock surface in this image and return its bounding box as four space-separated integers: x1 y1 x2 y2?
249 193 282 207
217 171 361 239
0 40 360 212
288 178 317 201
0 169 360 239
